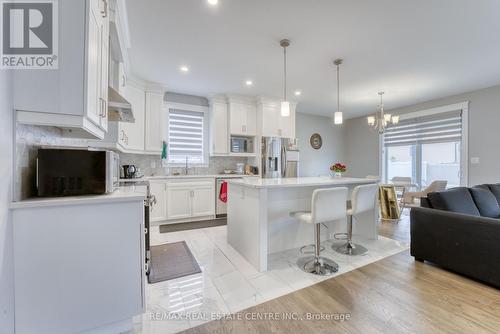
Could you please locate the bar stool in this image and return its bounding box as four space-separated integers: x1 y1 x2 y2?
290 187 348 276
335 184 378 255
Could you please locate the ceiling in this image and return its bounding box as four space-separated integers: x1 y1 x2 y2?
125 0 500 119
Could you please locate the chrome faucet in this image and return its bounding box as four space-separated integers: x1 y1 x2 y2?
184 156 189 175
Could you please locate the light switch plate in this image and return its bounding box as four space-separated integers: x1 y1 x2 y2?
151 160 157 168
471 157 480 164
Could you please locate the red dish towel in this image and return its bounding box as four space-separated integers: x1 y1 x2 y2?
219 181 228 203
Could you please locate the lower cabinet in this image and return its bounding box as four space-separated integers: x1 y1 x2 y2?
11 198 145 334
150 178 215 223
150 181 167 221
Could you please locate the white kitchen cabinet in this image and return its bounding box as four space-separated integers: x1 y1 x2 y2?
166 185 193 220
14 0 110 139
258 98 296 139
229 101 257 136
145 91 164 154
119 83 145 152
11 195 145 334
210 99 229 155
164 179 215 222
192 183 216 217
150 181 167 222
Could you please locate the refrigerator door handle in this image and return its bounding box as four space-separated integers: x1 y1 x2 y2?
281 144 287 177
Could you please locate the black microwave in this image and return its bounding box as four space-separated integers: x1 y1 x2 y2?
36 148 120 197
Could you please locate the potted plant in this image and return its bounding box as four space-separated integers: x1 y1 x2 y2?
330 162 347 178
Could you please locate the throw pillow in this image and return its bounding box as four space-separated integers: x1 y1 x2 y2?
469 187 500 218
427 187 480 216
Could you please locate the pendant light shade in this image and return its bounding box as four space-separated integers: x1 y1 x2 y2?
333 58 343 125
281 101 290 117
280 39 290 117
334 111 343 125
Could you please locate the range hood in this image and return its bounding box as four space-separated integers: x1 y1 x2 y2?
108 86 135 123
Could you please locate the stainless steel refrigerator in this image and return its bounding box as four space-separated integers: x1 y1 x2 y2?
262 137 300 178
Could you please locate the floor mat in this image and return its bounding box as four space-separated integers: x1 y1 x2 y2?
148 241 201 284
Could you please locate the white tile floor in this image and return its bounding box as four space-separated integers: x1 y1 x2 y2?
132 225 408 334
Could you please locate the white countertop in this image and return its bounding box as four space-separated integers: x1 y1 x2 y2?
120 174 258 182
227 176 378 189
10 187 145 209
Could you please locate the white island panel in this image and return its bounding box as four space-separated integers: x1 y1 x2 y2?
227 177 378 272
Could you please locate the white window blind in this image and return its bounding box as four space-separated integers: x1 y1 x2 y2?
168 109 205 163
383 110 462 147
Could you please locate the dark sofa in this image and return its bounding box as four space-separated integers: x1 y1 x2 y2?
410 184 500 288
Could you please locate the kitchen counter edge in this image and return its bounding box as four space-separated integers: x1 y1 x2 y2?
10 188 145 209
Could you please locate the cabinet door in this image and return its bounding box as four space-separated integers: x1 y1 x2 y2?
191 183 215 217
244 104 257 136
120 85 145 151
150 182 167 221
211 102 228 154
145 92 164 153
261 104 280 137
230 103 245 135
166 186 192 220
99 24 109 132
230 102 257 136
86 0 103 127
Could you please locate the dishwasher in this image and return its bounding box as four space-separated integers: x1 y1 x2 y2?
216 177 242 218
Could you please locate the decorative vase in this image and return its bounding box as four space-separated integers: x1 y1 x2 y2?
331 171 343 178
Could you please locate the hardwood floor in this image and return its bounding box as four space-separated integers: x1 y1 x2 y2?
182 210 500 334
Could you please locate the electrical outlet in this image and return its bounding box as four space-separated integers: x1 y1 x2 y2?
471 157 480 164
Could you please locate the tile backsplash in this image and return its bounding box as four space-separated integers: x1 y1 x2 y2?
119 154 247 177
15 124 250 200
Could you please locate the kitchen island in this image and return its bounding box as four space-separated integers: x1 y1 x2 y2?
226 177 379 272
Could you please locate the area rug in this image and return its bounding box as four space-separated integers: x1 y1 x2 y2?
148 241 201 284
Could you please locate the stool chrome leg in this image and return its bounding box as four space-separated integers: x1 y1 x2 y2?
335 215 368 256
297 224 339 275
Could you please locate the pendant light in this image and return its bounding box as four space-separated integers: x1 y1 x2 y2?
333 58 343 125
367 92 399 134
280 39 290 117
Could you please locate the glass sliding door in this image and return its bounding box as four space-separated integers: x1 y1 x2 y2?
383 108 465 189
385 145 417 185
421 141 461 188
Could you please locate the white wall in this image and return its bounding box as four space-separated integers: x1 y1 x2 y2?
0 70 14 333
344 84 500 186
295 112 345 177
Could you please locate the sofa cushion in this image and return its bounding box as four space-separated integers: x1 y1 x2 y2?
427 187 480 216
469 186 500 218
487 183 500 205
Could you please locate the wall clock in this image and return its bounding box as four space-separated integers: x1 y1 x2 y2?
310 133 322 150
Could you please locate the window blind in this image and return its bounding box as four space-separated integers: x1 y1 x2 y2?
383 110 462 147
168 109 204 163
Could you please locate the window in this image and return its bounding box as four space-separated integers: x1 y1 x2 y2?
167 108 206 164
383 105 467 188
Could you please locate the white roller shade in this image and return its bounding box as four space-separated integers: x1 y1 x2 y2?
168 109 204 163
384 110 462 147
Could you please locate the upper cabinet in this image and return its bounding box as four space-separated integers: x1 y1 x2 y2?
144 91 165 154
229 97 257 136
89 79 165 155
119 83 145 152
210 98 229 155
257 97 296 139
14 0 110 139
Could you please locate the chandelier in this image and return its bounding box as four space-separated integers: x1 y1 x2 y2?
367 92 399 134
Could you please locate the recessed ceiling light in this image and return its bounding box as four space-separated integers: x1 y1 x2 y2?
245 80 253 86
294 90 302 96
207 0 218 5
180 66 189 72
